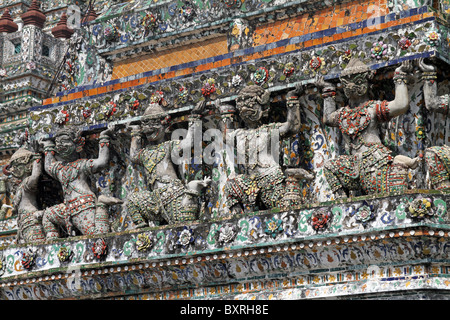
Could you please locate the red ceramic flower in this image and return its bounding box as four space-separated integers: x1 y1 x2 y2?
92 238 107 259
311 211 331 231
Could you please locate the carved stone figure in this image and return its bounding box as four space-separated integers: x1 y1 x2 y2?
418 58 450 191
218 84 314 215
3 148 45 243
126 102 211 228
317 58 420 198
38 127 122 239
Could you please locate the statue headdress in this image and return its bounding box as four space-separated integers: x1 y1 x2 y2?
340 58 372 78
9 148 34 163
3 148 35 176
141 102 172 132
143 102 168 120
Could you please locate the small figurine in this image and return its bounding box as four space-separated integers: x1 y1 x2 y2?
217 84 314 215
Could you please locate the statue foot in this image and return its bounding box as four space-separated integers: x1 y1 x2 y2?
98 195 124 206
393 155 422 169
230 204 244 216
135 222 148 228
200 176 212 188
33 210 44 220
285 168 315 180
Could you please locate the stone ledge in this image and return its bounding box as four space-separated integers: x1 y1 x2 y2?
0 190 448 300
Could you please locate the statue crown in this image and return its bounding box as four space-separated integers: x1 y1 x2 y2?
340 58 371 77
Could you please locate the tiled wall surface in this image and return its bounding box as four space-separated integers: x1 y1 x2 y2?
111 36 229 80
251 0 390 46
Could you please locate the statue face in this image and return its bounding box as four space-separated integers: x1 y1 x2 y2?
236 96 265 126
9 157 32 180
341 73 369 100
141 118 165 142
55 133 77 159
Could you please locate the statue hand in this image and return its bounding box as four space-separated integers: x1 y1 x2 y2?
287 83 304 97
126 122 141 133
192 99 207 115
314 75 335 90
38 136 54 148
33 210 43 220
100 123 116 137
395 60 413 74
418 58 435 72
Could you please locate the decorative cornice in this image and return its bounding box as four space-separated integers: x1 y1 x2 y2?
0 191 448 287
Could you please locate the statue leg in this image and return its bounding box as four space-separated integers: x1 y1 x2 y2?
259 167 286 209
42 203 67 239
126 191 159 228
324 156 358 198
95 195 124 234
224 177 246 215
425 145 450 190
71 208 96 235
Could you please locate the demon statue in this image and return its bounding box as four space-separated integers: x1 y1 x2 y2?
3 148 45 243
418 58 450 191
125 102 211 228
37 127 122 239
316 58 420 198
218 84 314 215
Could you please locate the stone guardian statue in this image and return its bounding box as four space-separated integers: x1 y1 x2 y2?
38 126 122 239
418 58 450 191
316 58 420 198
3 148 45 243
125 101 211 227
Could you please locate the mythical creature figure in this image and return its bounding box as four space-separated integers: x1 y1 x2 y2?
126 102 211 228
418 58 450 191
218 84 314 215
316 58 420 198
38 127 122 239
3 148 45 243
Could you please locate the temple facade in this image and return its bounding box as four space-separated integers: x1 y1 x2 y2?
0 0 448 300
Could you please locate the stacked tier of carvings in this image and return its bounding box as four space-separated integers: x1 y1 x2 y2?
2 56 450 247
28 7 449 222
0 0 111 109
56 0 444 90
